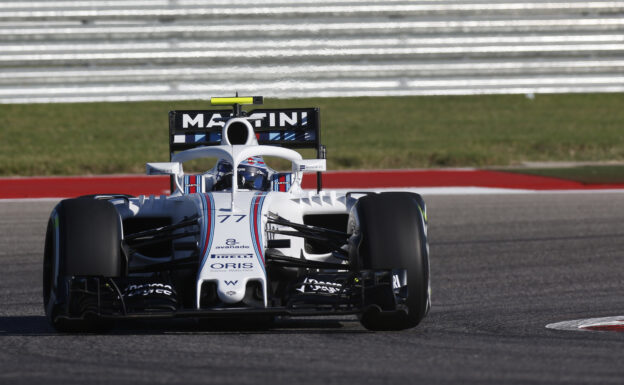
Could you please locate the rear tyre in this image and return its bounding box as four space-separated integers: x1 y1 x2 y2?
349 192 430 331
43 198 123 332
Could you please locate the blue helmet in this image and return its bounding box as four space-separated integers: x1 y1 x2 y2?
213 157 270 191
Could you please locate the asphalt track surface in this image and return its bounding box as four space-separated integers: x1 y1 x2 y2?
1 193 624 384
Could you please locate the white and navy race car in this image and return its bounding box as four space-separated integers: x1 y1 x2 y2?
43 96 430 331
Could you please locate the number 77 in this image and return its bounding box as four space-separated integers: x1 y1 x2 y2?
218 215 247 223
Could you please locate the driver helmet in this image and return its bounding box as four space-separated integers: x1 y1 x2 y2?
213 156 270 191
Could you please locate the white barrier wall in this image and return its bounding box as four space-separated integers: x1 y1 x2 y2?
1 0 623 103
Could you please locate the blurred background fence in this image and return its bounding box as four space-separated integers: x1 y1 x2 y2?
1 0 623 103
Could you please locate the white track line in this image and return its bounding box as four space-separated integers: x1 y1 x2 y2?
546 316 624 332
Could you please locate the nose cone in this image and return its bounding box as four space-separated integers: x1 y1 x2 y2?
216 279 246 304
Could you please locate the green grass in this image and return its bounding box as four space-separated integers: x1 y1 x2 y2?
503 165 624 184
1 93 624 176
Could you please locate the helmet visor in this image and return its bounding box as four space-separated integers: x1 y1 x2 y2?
237 165 269 191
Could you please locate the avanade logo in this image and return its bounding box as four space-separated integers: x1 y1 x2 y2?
215 238 251 250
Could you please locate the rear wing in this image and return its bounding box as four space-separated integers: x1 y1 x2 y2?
168 97 326 191
169 108 321 154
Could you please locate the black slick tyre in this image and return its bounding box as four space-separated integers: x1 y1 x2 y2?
349 192 430 331
43 198 123 332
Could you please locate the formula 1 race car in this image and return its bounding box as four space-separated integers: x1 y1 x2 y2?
43 96 430 332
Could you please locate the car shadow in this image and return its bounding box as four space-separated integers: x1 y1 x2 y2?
0 315 369 336
0 315 57 336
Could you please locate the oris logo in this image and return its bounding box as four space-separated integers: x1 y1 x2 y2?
210 262 254 270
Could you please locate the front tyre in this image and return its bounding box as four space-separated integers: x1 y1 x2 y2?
349 192 430 331
43 198 123 332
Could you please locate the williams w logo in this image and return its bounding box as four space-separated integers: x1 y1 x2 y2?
224 280 238 286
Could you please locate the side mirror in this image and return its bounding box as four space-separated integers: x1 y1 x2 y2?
146 162 182 176
293 159 326 173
